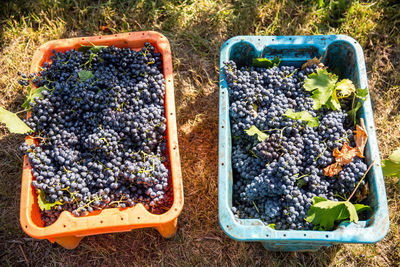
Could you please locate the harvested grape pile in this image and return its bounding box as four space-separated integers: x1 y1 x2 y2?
19 43 172 225
223 60 368 230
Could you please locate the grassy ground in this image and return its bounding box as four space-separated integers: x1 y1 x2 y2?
0 0 399 266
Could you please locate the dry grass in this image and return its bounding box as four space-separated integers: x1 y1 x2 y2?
0 0 399 266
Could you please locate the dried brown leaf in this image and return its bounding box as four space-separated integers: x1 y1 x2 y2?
324 162 342 177
333 142 357 165
354 118 368 158
301 57 325 70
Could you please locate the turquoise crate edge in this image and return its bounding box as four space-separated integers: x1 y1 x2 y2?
218 35 389 249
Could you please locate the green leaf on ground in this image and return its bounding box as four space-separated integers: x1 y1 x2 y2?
389 147 400 163
252 57 281 68
78 70 94 82
382 147 400 178
0 107 33 134
37 189 62 211
22 85 46 109
244 125 268 142
268 223 276 229
283 109 319 127
303 69 338 110
305 197 367 230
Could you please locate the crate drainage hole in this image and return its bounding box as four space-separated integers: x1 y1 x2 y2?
100 220 103 223
283 234 286 237
137 217 140 220
326 235 329 238
304 234 307 237
221 162 224 166
25 225 28 228
266 234 269 237
222 126 224 128
63 225 66 228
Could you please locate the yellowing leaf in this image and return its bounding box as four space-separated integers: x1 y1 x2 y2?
354 118 368 158
326 93 341 111
335 79 356 98
283 109 319 127
244 125 268 142
0 107 33 134
37 189 62 211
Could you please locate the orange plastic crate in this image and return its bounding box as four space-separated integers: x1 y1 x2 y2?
20 31 184 249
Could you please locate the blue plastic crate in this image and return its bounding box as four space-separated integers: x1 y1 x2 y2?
218 35 390 251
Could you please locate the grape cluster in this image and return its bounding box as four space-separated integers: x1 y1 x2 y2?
19 43 172 225
224 61 367 230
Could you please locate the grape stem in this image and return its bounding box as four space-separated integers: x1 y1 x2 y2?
347 159 375 202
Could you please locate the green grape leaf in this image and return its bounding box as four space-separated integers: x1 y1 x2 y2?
78 70 94 82
0 107 33 134
356 88 369 101
244 125 268 142
37 189 62 211
283 109 319 127
382 147 400 178
252 57 281 68
305 197 365 230
78 44 108 53
354 203 372 214
22 85 46 109
347 101 362 126
268 223 276 229
335 79 356 98
326 95 341 111
303 69 338 110
90 45 108 53
297 178 307 189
